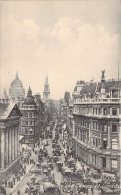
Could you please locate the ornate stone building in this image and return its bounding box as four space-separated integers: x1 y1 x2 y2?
20 87 41 146
9 72 25 106
0 102 22 183
70 72 121 178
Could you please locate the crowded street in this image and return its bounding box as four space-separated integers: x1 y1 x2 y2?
0 118 120 195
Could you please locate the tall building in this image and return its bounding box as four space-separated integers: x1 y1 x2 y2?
43 76 50 107
20 87 40 146
70 71 121 178
9 72 25 106
0 102 22 183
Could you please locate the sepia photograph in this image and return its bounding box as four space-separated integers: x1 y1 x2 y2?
0 0 121 194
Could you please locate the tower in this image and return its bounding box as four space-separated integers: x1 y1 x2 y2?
43 76 50 103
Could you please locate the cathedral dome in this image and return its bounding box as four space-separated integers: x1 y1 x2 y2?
11 76 23 88
9 72 25 100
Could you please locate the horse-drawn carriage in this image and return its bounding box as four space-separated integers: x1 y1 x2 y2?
56 161 63 172
43 182 61 195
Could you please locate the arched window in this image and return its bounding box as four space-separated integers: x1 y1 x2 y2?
103 138 107 149
112 138 118 150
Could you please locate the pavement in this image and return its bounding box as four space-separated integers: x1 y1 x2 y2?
4 160 35 195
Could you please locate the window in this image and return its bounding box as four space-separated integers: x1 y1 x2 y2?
112 90 118 98
29 129 33 134
103 124 107 132
96 138 98 147
111 160 117 169
83 134 85 142
112 124 117 132
112 108 117 116
25 128 28 134
112 139 118 150
93 137 95 145
98 108 100 115
102 157 106 168
81 133 83 141
93 121 95 129
103 108 107 115
93 108 95 114
24 112 28 117
96 122 98 130
30 121 32 125
26 121 28 125
29 112 32 117
96 108 97 115
103 139 107 149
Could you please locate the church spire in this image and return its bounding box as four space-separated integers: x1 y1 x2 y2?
44 75 50 92
3 88 8 98
43 75 50 102
27 86 32 97
16 72 18 79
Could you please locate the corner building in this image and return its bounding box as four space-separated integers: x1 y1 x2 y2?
71 72 121 178
0 103 22 182
20 87 39 146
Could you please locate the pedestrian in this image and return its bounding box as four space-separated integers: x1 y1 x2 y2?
17 190 20 195
13 177 15 185
91 186 93 194
4 188 6 195
11 182 13 188
5 180 7 188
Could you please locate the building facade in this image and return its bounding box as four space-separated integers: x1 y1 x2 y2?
9 72 25 106
20 87 41 146
70 72 121 178
0 102 22 183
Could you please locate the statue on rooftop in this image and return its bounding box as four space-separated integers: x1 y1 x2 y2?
102 70 105 79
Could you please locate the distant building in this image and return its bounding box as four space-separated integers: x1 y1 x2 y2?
0 102 22 183
72 80 85 99
9 72 25 106
43 76 50 107
70 71 121 178
64 91 71 106
20 87 40 146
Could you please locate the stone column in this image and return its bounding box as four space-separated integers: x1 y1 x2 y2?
17 128 20 156
8 129 11 164
1 131 5 168
106 156 111 171
5 130 9 166
98 156 102 169
14 127 17 159
107 123 111 150
72 118 75 136
88 121 91 143
11 129 14 161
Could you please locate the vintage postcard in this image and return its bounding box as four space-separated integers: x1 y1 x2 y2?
0 0 120 194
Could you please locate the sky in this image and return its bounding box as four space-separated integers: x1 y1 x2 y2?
0 0 120 99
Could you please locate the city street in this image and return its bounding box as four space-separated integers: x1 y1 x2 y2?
11 122 101 195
